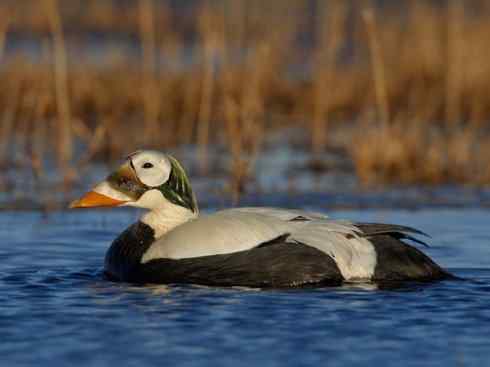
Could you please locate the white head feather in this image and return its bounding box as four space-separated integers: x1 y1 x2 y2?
129 150 172 188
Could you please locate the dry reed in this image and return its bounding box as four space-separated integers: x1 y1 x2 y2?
363 7 390 127
446 0 465 126
311 0 347 154
138 0 160 143
0 10 10 62
43 0 73 181
1 0 490 199
196 7 221 174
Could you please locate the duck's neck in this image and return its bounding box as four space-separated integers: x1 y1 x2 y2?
141 202 198 239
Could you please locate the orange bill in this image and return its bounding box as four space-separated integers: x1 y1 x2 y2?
69 191 128 209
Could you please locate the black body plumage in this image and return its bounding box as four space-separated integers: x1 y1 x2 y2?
104 220 452 287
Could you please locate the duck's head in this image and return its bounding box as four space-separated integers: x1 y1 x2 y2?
70 150 198 213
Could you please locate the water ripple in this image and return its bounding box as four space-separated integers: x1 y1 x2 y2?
1 209 490 366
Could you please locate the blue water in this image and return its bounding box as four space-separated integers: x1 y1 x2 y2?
1 208 490 366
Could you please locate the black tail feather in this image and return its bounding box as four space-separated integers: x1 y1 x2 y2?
355 222 430 238
354 223 431 248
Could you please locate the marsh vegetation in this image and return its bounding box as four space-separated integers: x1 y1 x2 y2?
1 0 490 205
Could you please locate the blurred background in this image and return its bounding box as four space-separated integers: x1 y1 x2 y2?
2 0 490 209
3 4 490 365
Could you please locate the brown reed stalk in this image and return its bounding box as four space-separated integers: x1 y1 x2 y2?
363 8 390 127
18 40 49 184
221 5 245 185
77 124 107 170
44 0 73 175
197 8 222 174
311 0 347 154
0 11 12 167
0 78 21 165
222 38 271 203
223 90 243 203
0 11 10 62
446 0 465 126
196 41 215 174
19 68 39 167
178 73 200 145
138 0 160 143
30 91 50 181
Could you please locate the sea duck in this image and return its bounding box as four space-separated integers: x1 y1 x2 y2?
70 150 452 287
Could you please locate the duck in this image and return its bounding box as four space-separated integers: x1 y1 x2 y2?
69 150 452 288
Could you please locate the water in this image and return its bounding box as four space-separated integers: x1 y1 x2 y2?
1 208 490 366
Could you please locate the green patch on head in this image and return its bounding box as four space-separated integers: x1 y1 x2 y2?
158 155 198 213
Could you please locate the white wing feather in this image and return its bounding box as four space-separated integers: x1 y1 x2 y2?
291 221 377 280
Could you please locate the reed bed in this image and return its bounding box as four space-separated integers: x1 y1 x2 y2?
2 0 490 199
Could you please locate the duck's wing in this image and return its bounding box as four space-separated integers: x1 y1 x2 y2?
140 207 373 280
289 220 441 280
141 209 297 262
141 207 444 281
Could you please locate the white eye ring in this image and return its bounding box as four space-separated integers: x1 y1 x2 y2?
129 150 171 187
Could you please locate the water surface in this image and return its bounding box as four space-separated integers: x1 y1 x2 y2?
1 208 490 366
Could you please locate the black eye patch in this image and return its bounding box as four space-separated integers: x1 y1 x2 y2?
142 162 154 169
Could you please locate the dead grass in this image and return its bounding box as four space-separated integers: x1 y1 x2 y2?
1 0 490 198
351 117 490 186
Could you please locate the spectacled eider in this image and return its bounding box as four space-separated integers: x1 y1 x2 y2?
70 150 452 288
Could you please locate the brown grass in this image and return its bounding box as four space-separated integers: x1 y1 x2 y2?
44 0 74 184
2 0 490 198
